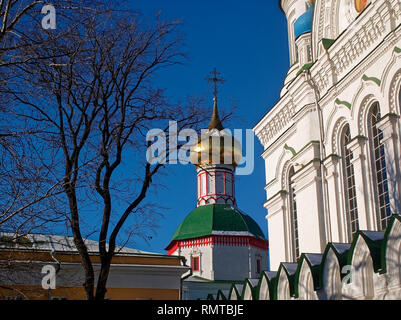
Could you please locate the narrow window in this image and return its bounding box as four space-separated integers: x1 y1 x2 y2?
368 103 391 230
192 257 200 272
289 167 299 260
256 258 261 274
341 124 359 240
216 171 225 195
307 44 312 62
207 173 215 195
225 173 233 196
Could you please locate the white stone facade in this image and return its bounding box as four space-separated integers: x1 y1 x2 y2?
254 0 401 272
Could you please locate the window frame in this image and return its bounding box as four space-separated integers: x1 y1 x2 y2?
340 124 359 241
367 102 391 230
192 256 200 272
288 166 300 261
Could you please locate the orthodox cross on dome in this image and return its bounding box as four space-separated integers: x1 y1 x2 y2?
206 68 225 101
206 68 225 130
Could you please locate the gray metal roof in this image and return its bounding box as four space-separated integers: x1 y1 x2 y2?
282 262 298 275
247 279 259 287
0 233 155 255
360 230 385 241
304 253 323 266
331 243 352 254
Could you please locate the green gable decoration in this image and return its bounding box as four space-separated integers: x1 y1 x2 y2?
346 230 385 275
322 38 336 50
284 144 297 157
335 98 352 109
296 62 314 76
362 74 381 86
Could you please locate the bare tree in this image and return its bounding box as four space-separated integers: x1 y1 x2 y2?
0 0 112 234
5 4 211 300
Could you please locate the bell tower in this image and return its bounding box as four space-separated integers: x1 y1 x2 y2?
166 70 268 285
190 68 241 207
279 0 314 66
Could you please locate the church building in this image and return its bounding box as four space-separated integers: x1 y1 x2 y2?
254 0 401 271
166 70 269 300
208 0 401 300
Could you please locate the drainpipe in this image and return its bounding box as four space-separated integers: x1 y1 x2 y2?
304 69 332 246
179 256 192 301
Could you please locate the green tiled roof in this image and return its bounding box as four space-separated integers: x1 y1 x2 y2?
171 204 266 241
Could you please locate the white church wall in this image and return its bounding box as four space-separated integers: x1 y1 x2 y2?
296 259 318 300
255 0 401 270
258 275 271 300
177 245 214 280
264 194 288 270
291 159 326 253
321 248 343 300
276 268 292 300
343 236 376 299
213 245 268 281
213 245 250 281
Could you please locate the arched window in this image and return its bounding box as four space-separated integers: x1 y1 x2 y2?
288 167 299 260
340 124 359 240
367 102 391 230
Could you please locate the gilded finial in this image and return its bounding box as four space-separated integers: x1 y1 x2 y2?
206 68 225 130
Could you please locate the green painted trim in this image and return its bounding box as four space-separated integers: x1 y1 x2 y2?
273 264 297 299
296 140 320 157
318 243 349 289
257 271 276 300
293 254 322 298
296 62 314 76
346 231 385 277
217 289 227 300
323 153 341 162
229 283 243 300
322 38 336 50
284 144 297 157
335 98 352 109
241 279 259 300
380 215 401 274
362 74 381 86
394 46 401 53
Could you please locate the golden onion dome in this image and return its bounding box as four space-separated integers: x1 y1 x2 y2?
189 98 242 167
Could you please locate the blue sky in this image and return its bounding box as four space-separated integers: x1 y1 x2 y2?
125 0 290 254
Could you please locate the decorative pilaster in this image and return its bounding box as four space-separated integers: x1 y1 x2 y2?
324 155 344 242
264 190 289 270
